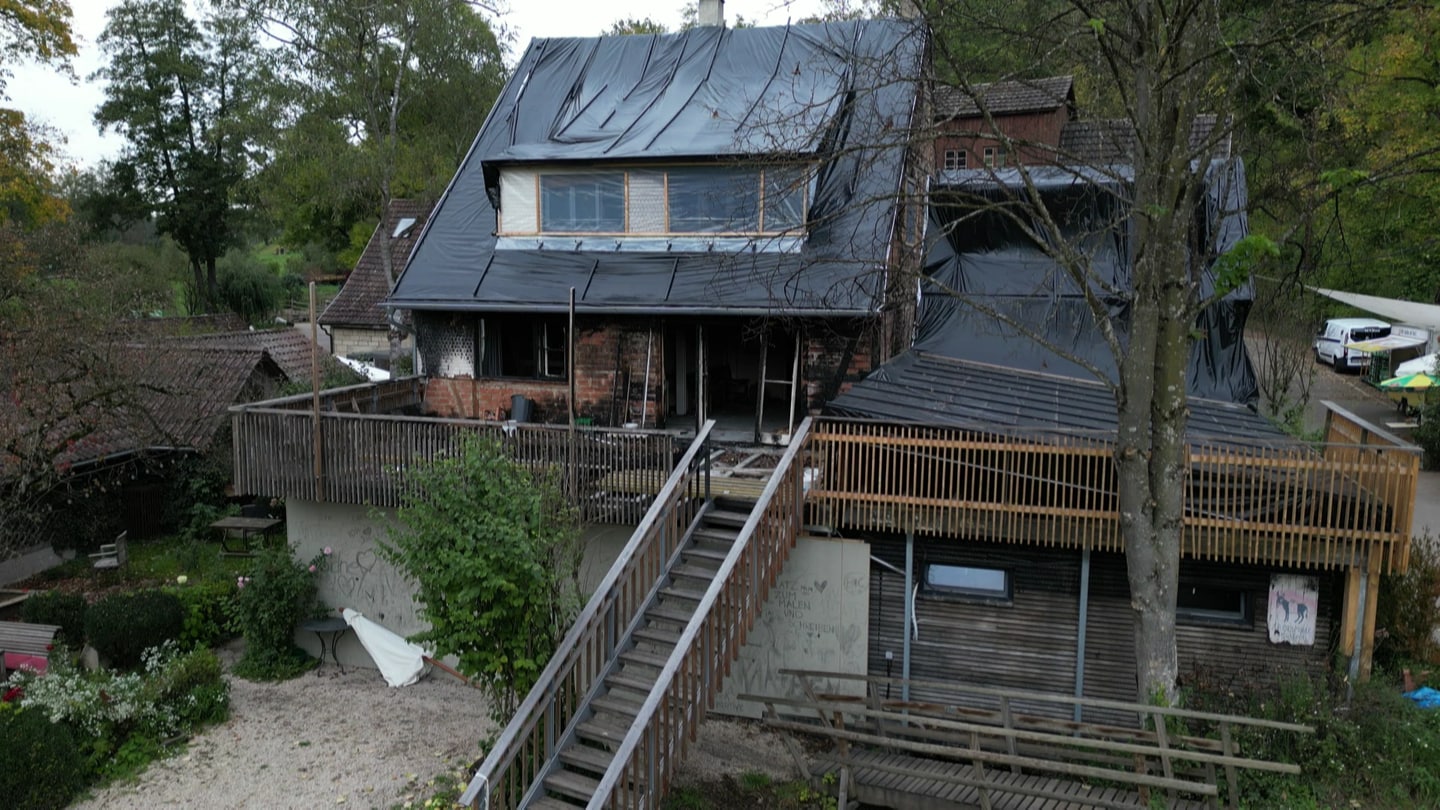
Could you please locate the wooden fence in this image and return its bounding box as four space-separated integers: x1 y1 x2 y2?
468 421 715 809
754 670 1312 810
229 380 675 524
808 405 1418 573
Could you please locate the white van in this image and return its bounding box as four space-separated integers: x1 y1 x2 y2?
1313 317 1391 371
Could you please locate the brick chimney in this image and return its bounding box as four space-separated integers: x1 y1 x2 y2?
698 0 724 27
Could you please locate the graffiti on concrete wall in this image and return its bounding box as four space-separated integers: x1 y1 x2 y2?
292 502 423 636
714 537 869 719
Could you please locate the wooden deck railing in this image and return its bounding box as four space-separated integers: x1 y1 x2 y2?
755 670 1312 810
808 405 1418 573
230 380 676 524
464 421 715 810
592 417 812 809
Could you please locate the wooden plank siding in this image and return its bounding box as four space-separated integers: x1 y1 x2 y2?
863 538 1340 726
867 538 1081 720
1082 554 1338 722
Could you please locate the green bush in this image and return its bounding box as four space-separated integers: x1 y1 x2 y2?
379 434 582 725
21 591 87 649
1376 531 1440 668
1191 672 1440 808
0 704 86 810
144 645 229 728
167 580 238 650
8 641 230 784
228 544 327 680
85 590 184 669
217 255 283 325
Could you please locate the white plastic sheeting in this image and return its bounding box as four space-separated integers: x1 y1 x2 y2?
342 608 426 687
1310 286 1440 329
1398 353 1439 376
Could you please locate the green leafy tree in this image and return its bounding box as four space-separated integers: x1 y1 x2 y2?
236 0 506 365
906 0 1395 704
604 16 668 35
93 0 265 312
379 435 583 723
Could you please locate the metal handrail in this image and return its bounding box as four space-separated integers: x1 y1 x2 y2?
460 420 716 809
587 417 813 808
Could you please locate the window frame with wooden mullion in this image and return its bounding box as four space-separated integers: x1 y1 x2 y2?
499 164 810 238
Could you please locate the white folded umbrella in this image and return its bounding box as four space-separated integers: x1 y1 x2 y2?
341 608 427 687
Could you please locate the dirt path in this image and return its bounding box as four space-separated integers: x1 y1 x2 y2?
73 643 494 810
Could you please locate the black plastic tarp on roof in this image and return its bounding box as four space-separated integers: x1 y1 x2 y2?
388 19 925 316
897 157 1258 406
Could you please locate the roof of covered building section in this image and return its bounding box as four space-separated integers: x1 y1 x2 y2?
388 19 926 317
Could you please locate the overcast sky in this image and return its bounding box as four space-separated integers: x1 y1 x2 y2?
8 0 828 168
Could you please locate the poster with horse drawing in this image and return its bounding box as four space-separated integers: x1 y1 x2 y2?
1268 574 1318 646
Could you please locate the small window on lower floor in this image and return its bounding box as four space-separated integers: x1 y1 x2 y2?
922 563 1011 602
1176 581 1251 626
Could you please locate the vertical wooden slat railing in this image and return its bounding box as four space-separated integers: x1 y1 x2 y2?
460 421 715 810
588 417 813 809
231 383 677 523
808 415 1417 573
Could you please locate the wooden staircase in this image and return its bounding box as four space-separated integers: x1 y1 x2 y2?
464 418 812 810
528 500 754 808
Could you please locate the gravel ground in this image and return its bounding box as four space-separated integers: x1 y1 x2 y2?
73 641 495 810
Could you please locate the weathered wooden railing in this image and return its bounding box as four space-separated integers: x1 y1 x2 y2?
591 417 813 809
462 421 715 810
808 406 1418 573
755 671 1313 810
230 381 676 523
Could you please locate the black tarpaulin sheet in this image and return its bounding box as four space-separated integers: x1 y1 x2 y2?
389 19 924 316
894 157 1258 405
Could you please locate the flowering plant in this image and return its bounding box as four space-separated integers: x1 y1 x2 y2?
227 545 331 680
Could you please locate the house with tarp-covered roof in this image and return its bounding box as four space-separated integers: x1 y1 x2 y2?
223 14 1418 809
384 18 929 443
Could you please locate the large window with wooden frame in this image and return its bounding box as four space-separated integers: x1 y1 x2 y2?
480 317 567 380
499 165 809 237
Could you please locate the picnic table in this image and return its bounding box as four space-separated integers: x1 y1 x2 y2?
210 516 282 557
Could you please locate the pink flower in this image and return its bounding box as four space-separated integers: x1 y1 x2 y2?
323 546 333 556
308 564 317 573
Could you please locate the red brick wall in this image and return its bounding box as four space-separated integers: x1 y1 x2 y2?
935 108 1070 168
803 321 876 413
423 317 663 427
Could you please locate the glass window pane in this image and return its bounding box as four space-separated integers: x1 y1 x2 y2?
667 167 759 233
1177 583 1247 620
540 172 625 233
764 167 806 232
925 564 1008 597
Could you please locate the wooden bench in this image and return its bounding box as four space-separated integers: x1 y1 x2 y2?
0 621 61 678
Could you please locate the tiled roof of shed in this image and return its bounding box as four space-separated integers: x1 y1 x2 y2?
321 200 432 329
172 327 342 383
1059 114 1230 163
934 76 1074 120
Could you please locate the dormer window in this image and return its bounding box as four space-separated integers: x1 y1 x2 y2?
540 173 625 232
499 164 809 238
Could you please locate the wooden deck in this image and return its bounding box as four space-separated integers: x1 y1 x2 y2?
594 467 770 502
814 749 1207 810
